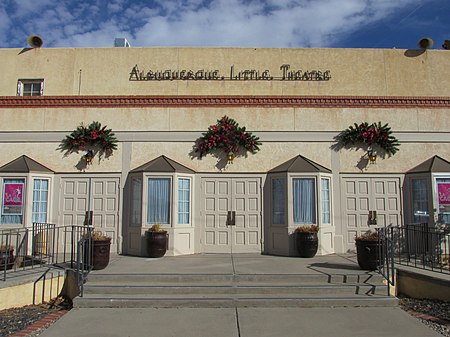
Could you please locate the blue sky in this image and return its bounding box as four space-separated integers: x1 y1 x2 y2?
0 0 448 49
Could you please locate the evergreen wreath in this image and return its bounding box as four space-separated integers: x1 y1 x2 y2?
60 121 118 160
195 116 261 159
336 122 399 156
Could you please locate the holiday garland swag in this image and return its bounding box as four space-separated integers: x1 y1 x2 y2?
195 116 261 159
60 121 118 160
336 122 399 156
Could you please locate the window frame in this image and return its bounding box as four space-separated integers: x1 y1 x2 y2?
17 79 44 96
146 176 172 225
177 177 191 225
1 178 26 225
31 178 49 224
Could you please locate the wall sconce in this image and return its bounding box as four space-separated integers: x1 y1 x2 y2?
367 148 377 164
84 150 94 165
227 152 234 164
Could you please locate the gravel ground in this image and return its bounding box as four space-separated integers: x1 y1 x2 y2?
0 297 448 336
398 297 450 337
0 298 71 337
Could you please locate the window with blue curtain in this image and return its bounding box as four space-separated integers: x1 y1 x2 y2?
32 179 49 223
272 178 285 224
293 178 316 224
321 178 331 224
147 178 171 224
1 178 25 225
178 178 190 224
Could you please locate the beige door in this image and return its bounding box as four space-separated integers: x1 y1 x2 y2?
60 177 120 252
341 176 402 250
200 177 262 253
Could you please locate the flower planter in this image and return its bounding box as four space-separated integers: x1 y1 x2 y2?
84 239 111 270
356 239 382 271
0 248 15 270
296 232 318 258
145 231 168 258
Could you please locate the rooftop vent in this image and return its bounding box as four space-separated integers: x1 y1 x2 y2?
114 38 130 48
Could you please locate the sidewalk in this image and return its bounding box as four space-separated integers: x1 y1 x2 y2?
38 253 442 337
39 306 442 337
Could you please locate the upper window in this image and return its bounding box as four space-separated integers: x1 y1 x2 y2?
1 178 25 225
293 178 316 224
17 79 44 96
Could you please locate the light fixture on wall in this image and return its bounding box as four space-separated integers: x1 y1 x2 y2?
84 150 94 165
367 148 377 164
227 152 234 164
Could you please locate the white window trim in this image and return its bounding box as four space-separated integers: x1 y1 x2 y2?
17 79 44 96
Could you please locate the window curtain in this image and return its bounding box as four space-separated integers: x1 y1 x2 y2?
293 178 316 224
272 178 285 224
321 178 331 224
32 179 48 223
178 178 190 224
147 178 171 224
1 179 25 225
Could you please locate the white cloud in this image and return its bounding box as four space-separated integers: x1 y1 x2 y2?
0 0 439 48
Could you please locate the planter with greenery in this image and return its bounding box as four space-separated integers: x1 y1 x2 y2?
295 225 319 258
145 224 168 258
355 230 382 271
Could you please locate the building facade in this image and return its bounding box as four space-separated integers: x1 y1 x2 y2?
0 46 449 256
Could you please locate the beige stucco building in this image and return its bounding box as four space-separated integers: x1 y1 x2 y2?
0 46 449 257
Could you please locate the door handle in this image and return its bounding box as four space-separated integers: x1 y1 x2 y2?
226 211 236 226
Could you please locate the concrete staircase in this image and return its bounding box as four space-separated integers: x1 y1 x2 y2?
73 272 397 308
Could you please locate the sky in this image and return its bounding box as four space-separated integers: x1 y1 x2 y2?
0 0 448 50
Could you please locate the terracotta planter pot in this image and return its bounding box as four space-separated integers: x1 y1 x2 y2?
145 231 168 258
296 232 318 258
85 239 111 270
356 239 382 270
0 248 15 270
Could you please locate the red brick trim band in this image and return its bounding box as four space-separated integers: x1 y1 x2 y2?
9 310 68 337
0 95 449 108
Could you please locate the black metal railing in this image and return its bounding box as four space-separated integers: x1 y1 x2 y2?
376 225 396 296
76 230 94 297
377 223 450 289
0 224 94 282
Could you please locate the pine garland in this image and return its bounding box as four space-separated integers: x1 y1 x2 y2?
60 121 118 160
337 122 400 156
195 116 261 158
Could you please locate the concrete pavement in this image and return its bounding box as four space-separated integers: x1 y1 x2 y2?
37 253 442 337
39 307 442 337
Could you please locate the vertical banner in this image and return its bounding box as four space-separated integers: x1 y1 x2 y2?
2 183 24 215
437 183 450 213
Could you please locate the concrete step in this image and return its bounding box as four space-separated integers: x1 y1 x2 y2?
86 273 385 285
82 284 386 296
75 271 395 308
74 293 398 308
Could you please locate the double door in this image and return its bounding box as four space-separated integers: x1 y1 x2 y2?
341 176 402 249
200 177 262 253
59 177 120 252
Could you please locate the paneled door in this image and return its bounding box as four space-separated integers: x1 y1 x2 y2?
200 177 262 253
341 176 402 250
59 177 120 252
